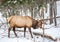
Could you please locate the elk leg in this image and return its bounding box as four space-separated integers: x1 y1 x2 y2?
8 28 11 38
28 28 33 38
13 27 17 37
24 27 26 37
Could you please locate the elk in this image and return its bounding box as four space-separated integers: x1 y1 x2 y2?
7 16 42 38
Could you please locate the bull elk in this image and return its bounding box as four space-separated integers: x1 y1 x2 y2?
7 16 42 38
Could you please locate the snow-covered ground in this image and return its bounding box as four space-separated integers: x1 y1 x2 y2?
0 1 60 42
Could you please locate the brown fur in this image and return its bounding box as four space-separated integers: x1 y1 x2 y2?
7 16 42 38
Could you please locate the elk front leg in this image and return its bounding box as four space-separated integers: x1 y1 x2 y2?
13 27 17 37
28 28 33 38
24 27 26 37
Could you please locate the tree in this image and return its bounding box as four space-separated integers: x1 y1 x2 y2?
49 0 57 26
49 0 54 24
53 0 57 26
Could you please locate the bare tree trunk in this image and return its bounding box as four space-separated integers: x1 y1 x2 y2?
53 0 57 26
7 6 11 17
30 7 33 18
44 0 47 13
41 7 44 19
31 8 33 18
49 0 53 24
33 8 35 18
12 10 15 15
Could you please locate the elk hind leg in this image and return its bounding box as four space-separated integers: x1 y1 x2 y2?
8 28 11 38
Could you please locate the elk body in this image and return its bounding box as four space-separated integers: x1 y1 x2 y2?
7 16 42 38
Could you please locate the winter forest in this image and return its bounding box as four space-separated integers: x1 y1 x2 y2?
0 0 60 42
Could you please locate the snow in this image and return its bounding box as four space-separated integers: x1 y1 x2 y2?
0 37 33 42
57 1 60 16
0 23 60 42
32 26 60 39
